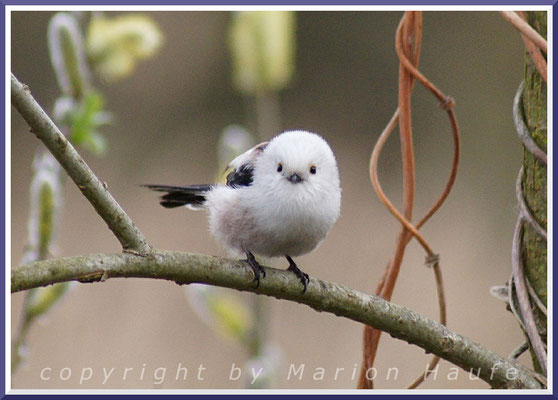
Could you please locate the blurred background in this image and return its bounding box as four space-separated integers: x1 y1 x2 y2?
11 10 530 389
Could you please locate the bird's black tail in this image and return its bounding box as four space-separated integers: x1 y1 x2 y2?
143 184 213 209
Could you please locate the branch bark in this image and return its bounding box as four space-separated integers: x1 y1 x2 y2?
11 73 151 254
11 251 541 389
10 74 542 389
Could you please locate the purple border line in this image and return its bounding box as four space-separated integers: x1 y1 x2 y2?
2 0 555 398
1 0 5 394
1 0 557 6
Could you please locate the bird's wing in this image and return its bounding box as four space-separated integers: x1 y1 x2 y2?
225 141 268 188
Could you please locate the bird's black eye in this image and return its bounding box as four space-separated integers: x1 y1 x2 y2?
310 165 317 174
277 163 283 173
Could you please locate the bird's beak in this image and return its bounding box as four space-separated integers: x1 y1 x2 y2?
287 173 303 184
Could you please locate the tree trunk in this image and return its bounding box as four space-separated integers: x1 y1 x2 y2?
520 10 547 374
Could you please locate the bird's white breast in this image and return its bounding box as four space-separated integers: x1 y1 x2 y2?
240 178 340 257
206 130 341 259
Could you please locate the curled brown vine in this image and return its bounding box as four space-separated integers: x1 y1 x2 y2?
358 11 461 389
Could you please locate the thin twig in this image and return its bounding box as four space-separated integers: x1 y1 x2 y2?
499 11 547 54
360 11 460 389
515 12 547 84
511 217 547 375
516 166 547 241
10 251 541 389
11 294 33 370
369 112 433 254
362 13 416 389
513 83 547 165
515 167 546 240
509 341 529 361
521 35 547 84
407 258 447 389
508 274 527 332
11 73 151 254
513 165 547 344
526 277 547 317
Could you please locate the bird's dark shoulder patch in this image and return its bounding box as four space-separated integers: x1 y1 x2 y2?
224 141 267 189
226 164 254 188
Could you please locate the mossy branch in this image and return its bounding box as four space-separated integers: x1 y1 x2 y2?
11 250 540 389
10 74 542 389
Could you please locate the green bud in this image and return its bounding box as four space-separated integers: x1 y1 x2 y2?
187 285 254 343
25 283 70 319
28 152 62 260
229 11 295 94
208 293 254 341
48 12 90 98
67 90 112 155
38 184 54 259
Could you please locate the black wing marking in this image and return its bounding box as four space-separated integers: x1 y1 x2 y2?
226 164 254 188
143 184 213 209
225 141 268 189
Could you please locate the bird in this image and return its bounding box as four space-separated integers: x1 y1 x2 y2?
144 130 341 293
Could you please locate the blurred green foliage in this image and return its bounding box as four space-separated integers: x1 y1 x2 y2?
87 14 164 82
229 11 295 94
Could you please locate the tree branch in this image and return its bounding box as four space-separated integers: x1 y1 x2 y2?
11 251 541 389
10 74 542 389
499 11 547 54
11 73 151 254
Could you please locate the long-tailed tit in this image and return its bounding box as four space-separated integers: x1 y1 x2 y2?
144 130 341 293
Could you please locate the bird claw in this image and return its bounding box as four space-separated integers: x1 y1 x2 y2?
244 251 266 288
286 256 310 294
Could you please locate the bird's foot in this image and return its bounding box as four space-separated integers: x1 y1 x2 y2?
244 250 266 288
286 256 309 294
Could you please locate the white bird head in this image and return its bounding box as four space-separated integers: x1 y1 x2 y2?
254 130 341 201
